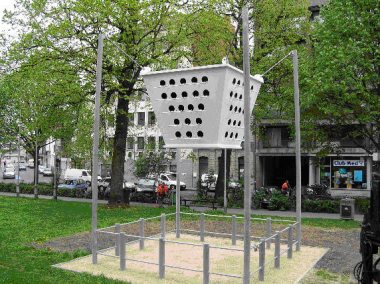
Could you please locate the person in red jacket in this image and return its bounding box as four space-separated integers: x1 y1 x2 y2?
281 180 289 195
156 182 168 207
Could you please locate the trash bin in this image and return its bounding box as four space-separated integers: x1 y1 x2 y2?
340 197 355 220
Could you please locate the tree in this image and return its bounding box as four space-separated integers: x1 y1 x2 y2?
303 0 380 154
2 0 233 204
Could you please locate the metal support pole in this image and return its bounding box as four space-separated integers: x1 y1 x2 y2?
274 231 280 268
119 233 126 271
287 226 293 259
139 218 145 250
292 50 302 251
259 240 265 281
232 215 237 245
242 5 252 284
34 139 38 198
115 223 121 256
159 237 165 279
200 213 205 242
266 218 272 249
176 148 181 238
53 142 57 200
160 213 166 239
91 33 103 265
203 244 210 284
224 148 227 213
16 135 20 197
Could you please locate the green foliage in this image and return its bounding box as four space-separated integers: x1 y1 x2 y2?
133 146 169 178
268 191 291 210
302 199 340 213
354 197 370 214
252 187 270 209
0 182 52 194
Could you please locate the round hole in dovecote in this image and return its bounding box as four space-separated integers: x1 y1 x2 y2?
180 78 186 84
160 80 166 86
185 118 191 125
242 110 244 114
169 105 175 112
198 103 205 110
232 78 236 84
238 121 241 126
251 85 254 90
229 105 233 111
233 120 236 126
196 118 202 124
161 93 168 99
191 77 198 83
169 79 175 85
197 131 204 137
203 90 209 96
174 119 180 125
230 132 234 138
234 93 238 98
186 131 192 138
239 94 242 100
193 90 199 97
225 132 228 138
188 104 194 111
175 131 181 138
182 91 188 98
171 92 177 99
230 91 233 97
178 105 184 111
202 76 208 82
238 107 242 113
237 80 241 85
234 106 238 112
235 133 238 139
228 119 231 125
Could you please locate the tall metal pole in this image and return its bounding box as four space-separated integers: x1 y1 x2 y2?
176 148 181 238
92 34 103 264
53 142 57 200
16 134 20 197
292 50 302 251
34 137 38 198
224 148 227 213
242 5 252 284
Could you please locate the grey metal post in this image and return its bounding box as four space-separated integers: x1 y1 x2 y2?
139 218 145 250
292 50 302 251
232 215 237 245
16 135 20 197
160 213 166 238
176 147 181 238
53 142 57 200
259 240 265 281
91 33 103 265
203 244 210 284
266 218 272 249
119 233 126 271
242 5 252 284
115 223 121 256
34 139 38 198
200 213 205 242
274 231 280 268
224 148 227 213
287 226 293 259
159 237 165 279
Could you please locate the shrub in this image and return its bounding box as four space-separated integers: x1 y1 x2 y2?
354 198 370 214
252 187 270 209
268 191 291 211
302 199 340 213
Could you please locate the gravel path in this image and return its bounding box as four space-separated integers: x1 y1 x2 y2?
32 220 361 276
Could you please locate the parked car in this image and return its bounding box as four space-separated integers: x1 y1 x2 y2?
38 165 46 174
27 159 34 168
58 179 88 196
136 178 156 192
3 166 15 179
42 168 53 176
201 173 218 188
63 169 101 185
158 172 186 190
19 163 27 171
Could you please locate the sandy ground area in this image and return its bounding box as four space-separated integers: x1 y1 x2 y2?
54 233 327 284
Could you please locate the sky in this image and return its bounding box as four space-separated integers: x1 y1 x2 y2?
0 0 16 36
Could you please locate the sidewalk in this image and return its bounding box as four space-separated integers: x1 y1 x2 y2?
0 192 364 221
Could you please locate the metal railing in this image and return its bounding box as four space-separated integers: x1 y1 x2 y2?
94 212 299 283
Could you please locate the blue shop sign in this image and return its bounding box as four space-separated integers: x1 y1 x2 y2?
333 160 365 167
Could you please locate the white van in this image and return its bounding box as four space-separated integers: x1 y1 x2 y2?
64 169 92 184
158 172 186 190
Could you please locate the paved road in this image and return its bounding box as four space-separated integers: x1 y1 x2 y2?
0 166 53 184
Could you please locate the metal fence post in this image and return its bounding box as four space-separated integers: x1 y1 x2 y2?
159 237 165 279
200 213 205 242
287 226 293 259
160 213 166 239
259 239 265 281
119 233 126 271
296 223 301 251
232 215 237 245
139 218 145 250
203 244 210 284
266 218 272 249
115 223 120 256
274 231 280 269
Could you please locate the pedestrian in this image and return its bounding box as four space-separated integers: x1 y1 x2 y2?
156 182 168 208
281 179 289 195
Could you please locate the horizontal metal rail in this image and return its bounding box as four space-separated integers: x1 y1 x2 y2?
165 239 203 247
210 271 243 279
164 264 203 273
209 245 244 252
96 230 119 235
97 252 119 258
125 257 159 266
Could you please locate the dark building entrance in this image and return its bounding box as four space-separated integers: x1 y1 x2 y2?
263 156 308 188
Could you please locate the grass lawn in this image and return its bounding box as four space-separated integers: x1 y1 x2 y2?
0 196 360 283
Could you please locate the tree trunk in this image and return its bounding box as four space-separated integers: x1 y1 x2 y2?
214 149 231 199
109 94 129 204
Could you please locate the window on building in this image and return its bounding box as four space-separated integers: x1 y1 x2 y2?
159 136 165 149
262 126 291 148
137 112 145 126
147 137 156 150
137 137 145 150
127 137 134 150
148 112 156 126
